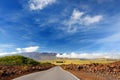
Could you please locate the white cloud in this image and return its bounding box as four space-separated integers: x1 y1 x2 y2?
29 0 56 10
16 48 22 53
83 15 103 25
0 52 18 56
23 46 39 52
56 52 120 59
69 9 103 26
16 46 39 52
0 46 40 56
63 9 103 33
71 9 84 20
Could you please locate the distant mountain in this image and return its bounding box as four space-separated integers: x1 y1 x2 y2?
20 52 57 60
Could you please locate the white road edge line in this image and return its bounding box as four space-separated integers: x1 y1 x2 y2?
59 67 80 80
64 70 80 80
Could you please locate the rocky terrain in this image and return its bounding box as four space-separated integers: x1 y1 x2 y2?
61 61 120 80
0 55 55 80
0 65 54 80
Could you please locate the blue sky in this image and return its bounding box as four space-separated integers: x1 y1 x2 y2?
0 0 120 58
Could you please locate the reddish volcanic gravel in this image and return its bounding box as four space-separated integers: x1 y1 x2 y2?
0 65 54 80
61 62 120 80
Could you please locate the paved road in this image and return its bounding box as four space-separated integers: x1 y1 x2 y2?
13 66 80 80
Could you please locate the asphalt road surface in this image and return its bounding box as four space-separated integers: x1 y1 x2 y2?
13 66 80 80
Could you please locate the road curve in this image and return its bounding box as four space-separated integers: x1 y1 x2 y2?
13 66 80 80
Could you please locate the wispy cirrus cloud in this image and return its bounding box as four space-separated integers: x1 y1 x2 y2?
29 0 57 10
63 9 103 33
0 44 16 55
0 46 40 56
97 0 114 4
0 28 6 34
0 52 17 56
16 46 39 53
0 28 8 36
83 15 103 25
0 44 15 48
98 32 120 44
0 44 15 52
95 32 120 51
68 9 103 25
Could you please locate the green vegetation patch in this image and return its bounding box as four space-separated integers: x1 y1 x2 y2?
56 61 65 63
0 55 40 66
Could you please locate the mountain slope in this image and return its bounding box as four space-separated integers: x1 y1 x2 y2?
20 52 57 60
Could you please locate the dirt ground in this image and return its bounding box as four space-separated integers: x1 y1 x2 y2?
68 70 117 80
0 65 54 80
61 61 120 80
